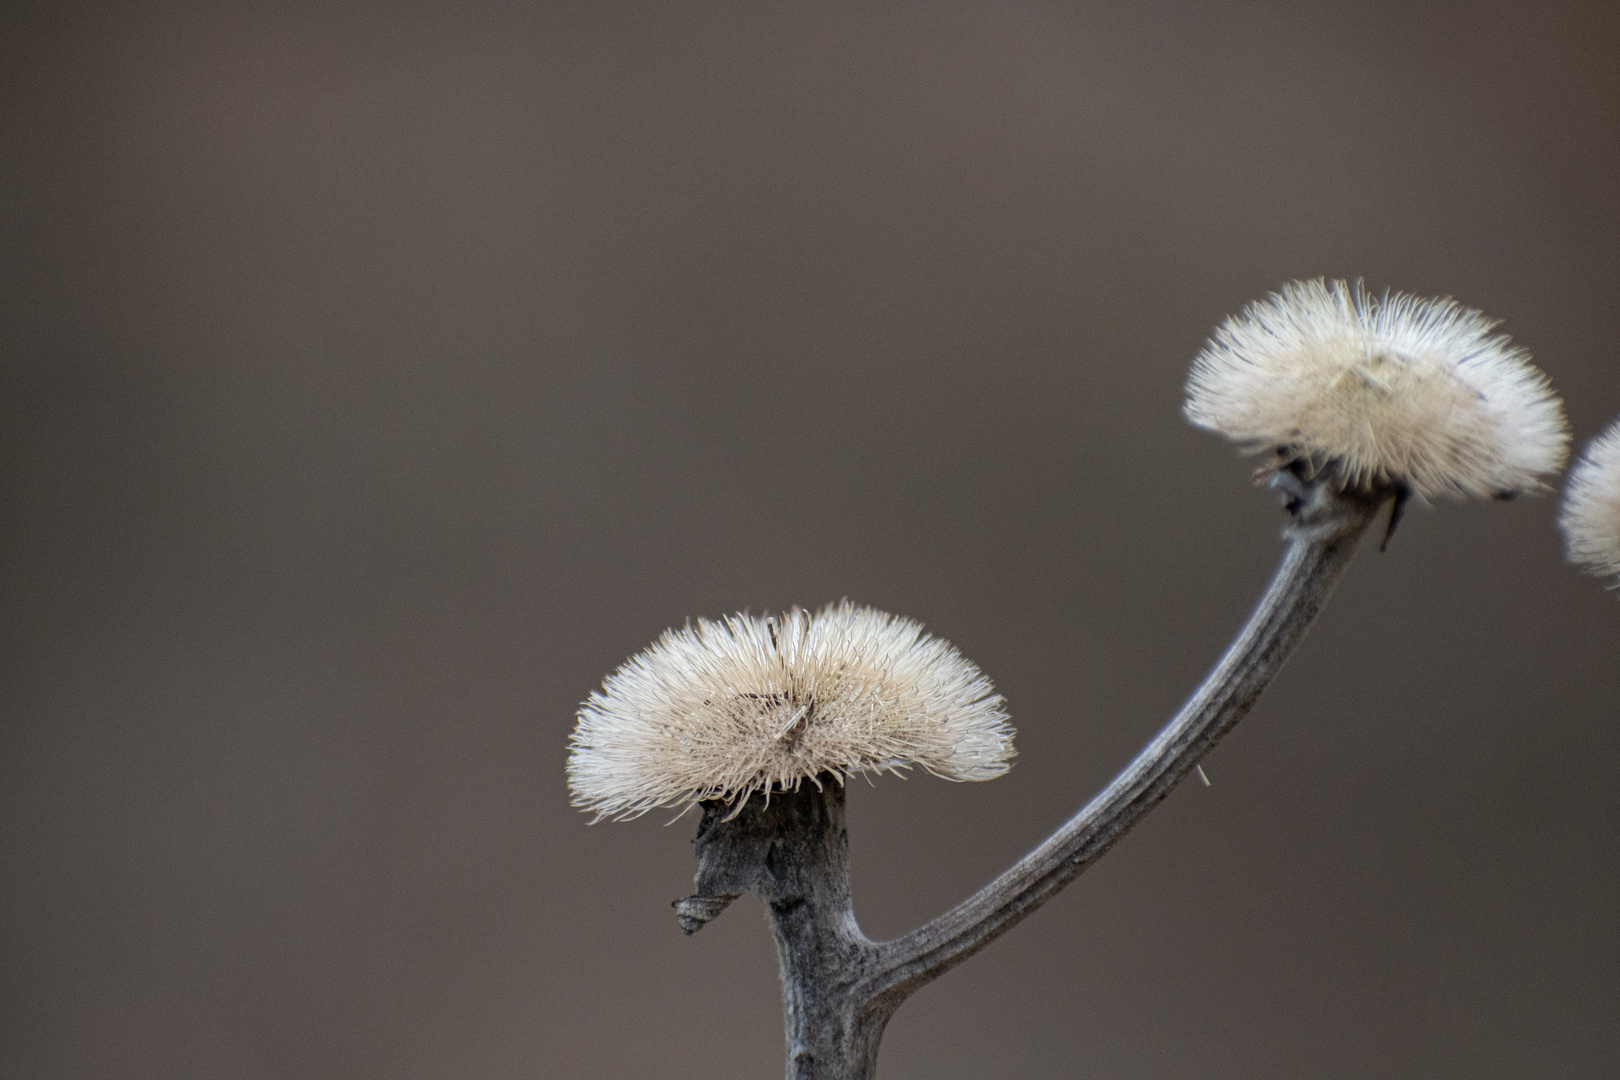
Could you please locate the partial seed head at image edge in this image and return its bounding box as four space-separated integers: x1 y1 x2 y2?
1560 419 1620 588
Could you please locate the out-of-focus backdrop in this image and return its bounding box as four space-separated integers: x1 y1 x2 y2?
3 2 1617 1077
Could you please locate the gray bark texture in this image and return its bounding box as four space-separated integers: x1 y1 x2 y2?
678 785 891 1079
675 480 1381 1079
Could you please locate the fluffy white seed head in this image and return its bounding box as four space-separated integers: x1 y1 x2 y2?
1560 419 1620 587
1184 279 1569 500
567 601 1015 821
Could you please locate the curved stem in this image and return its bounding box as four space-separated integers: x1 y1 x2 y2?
860 486 1378 1007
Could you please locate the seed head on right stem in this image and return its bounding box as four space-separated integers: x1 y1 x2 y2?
1184 279 1569 539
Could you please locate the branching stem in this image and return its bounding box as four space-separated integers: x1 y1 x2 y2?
678 482 1380 1079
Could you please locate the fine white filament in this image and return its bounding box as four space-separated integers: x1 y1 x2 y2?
568 602 1014 820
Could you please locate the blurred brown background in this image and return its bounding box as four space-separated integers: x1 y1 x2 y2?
3 1 1617 1077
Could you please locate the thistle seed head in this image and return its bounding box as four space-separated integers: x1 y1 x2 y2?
567 601 1015 821
1184 279 1569 501
1560 419 1620 587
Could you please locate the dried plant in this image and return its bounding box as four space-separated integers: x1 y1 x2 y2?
568 602 1014 822
1561 417 1620 587
1184 278 1568 501
569 281 1570 1079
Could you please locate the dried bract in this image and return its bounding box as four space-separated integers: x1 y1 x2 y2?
1560 419 1620 587
1184 279 1569 500
568 601 1014 820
